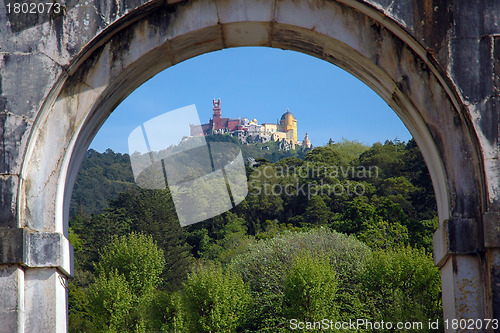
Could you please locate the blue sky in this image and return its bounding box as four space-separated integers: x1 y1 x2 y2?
91 47 411 153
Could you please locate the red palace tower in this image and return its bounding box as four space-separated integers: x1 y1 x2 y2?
191 99 241 136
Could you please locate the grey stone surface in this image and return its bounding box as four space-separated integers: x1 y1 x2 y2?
24 268 67 333
0 175 17 227
27 232 62 267
0 229 24 264
0 229 73 275
0 265 22 311
0 0 499 330
26 232 74 276
0 265 23 333
446 218 480 254
0 114 31 175
489 248 500 323
0 53 63 119
484 211 500 248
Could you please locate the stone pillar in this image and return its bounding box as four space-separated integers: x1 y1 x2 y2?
439 256 486 324
0 229 73 333
0 265 23 332
483 211 500 325
434 216 500 333
485 248 500 324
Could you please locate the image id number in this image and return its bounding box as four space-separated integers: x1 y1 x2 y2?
444 319 499 330
6 2 62 14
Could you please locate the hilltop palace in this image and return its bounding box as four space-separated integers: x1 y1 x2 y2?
190 99 312 151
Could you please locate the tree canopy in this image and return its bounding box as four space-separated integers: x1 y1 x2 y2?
69 138 441 332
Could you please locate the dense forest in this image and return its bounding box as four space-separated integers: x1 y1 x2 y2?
69 137 442 332
70 135 307 218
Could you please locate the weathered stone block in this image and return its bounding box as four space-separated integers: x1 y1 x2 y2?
488 248 500 323
451 1 500 39
0 175 18 227
164 0 218 42
27 233 60 268
56 3 105 61
0 114 31 175
274 0 340 37
0 265 23 333
440 255 484 321
24 268 67 333
0 229 25 264
26 232 73 276
76 11 174 91
0 310 20 333
0 53 63 119
94 0 154 24
4 0 55 32
0 265 22 312
223 22 272 47
272 25 325 58
447 218 479 253
494 38 500 94
434 218 480 267
216 0 274 24
476 97 500 149
170 27 223 64
0 229 73 276
372 0 415 32
450 37 494 103
484 211 500 247
1 1 106 66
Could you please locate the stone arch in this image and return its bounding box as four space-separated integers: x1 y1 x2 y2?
9 0 493 331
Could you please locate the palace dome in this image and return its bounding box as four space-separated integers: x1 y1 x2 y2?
280 109 295 121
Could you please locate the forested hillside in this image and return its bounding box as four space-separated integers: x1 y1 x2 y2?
70 135 307 217
69 149 136 217
69 137 441 332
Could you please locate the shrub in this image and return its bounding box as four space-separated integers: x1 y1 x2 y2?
88 233 166 332
176 262 252 332
283 253 338 321
230 228 370 330
359 246 442 331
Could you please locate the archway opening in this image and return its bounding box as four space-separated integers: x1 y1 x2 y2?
68 46 442 331
17 0 488 330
